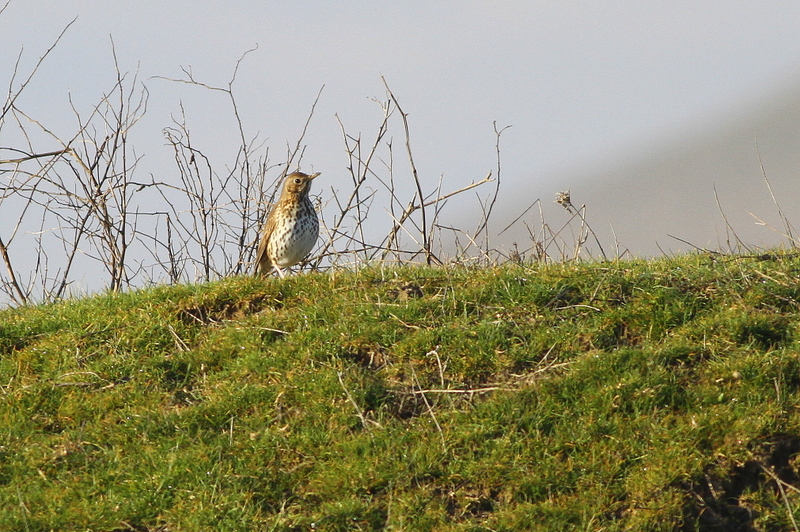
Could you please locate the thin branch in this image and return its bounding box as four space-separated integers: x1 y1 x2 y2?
759 464 800 532
410 364 446 453
0 236 27 304
474 121 510 242
0 149 70 165
382 76 430 264
337 371 377 431
712 183 749 254
756 139 797 246
285 84 324 171
1 17 77 122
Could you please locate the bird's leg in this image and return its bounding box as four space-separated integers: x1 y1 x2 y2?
274 265 286 278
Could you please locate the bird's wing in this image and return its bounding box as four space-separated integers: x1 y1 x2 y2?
254 211 278 275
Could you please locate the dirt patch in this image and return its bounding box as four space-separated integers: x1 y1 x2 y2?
179 295 278 325
680 435 800 531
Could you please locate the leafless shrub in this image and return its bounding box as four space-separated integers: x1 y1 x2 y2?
0 23 619 308
313 77 495 271
1 28 149 301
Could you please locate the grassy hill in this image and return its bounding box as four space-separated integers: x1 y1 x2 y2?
2 252 800 531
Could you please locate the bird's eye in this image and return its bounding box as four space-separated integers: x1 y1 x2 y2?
294 178 302 184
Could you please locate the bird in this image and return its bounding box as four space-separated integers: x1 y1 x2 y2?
254 171 321 277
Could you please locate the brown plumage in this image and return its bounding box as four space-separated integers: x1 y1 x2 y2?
254 171 320 277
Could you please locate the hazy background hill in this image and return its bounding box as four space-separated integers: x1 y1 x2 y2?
493 79 800 257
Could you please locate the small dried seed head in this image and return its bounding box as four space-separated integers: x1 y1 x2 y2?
555 190 573 211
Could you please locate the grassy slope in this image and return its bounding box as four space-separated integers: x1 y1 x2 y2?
2 253 800 531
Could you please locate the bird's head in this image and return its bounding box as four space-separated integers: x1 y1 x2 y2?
282 171 320 197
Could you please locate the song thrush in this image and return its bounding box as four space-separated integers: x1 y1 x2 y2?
254 171 320 277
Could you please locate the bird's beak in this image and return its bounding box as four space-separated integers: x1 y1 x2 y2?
309 172 321 180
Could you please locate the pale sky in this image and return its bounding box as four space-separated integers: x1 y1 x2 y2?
3 1 800 298
6 2 800 176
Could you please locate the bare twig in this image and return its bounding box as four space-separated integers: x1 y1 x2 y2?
404 386 509 395
749 211 800 247
756 140 797 247
337 371 376 431
0 0 13 18
474 121 510 244
284 84 324 173
382 77 431 264
667 234 723 256
1 17 77 123
0 236 27 304
759 464 800 532
713 184 749 254
555 191 608 261
410 364 446 453
0 149 70 165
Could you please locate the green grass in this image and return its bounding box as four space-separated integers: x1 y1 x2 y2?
3 252 800 531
